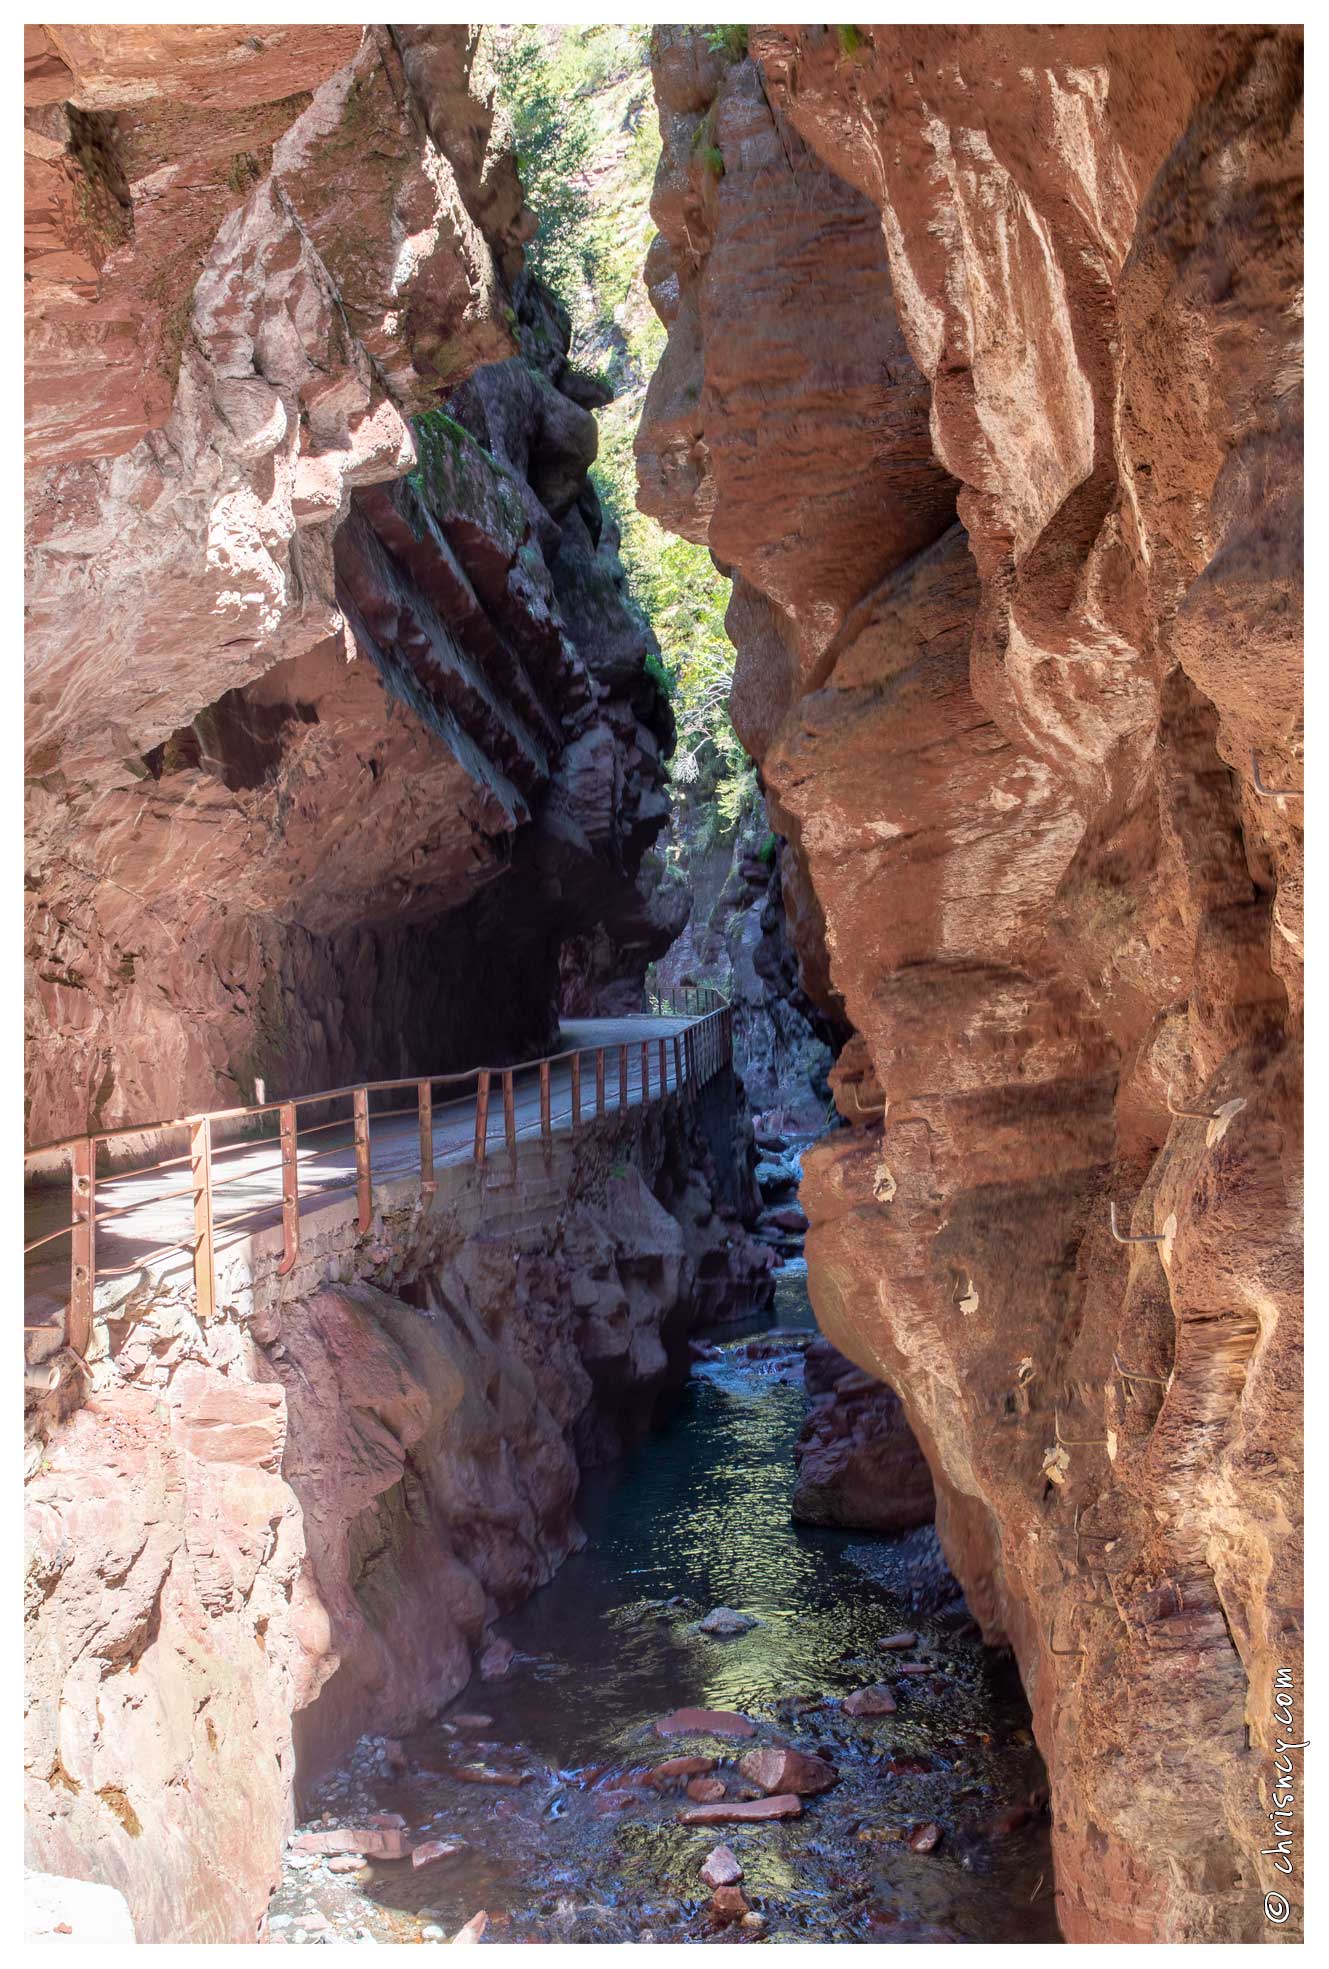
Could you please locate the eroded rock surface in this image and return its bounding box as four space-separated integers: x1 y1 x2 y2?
792 1336 935 1532
639 23 1302 1944
24 1086 769 1941
25 24 679 1146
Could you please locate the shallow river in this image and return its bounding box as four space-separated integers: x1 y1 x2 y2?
278 1274 1059 1945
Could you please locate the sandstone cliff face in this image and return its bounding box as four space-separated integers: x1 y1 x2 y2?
25 24 679 1149
639 24 1302 1944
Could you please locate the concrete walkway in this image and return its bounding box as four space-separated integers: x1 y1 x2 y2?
25 1017 699 1326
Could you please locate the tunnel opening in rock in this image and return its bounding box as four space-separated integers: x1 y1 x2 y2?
23 17 1301 1951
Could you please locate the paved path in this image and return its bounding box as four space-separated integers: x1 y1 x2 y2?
25 1017 698 1324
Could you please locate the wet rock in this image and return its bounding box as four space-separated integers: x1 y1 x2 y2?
653 1756 717 1783
739 1912 766 1934
708 1885 750 1925
699 1606 758 1636
450 1714 494 1730
766 1205 809 1234
881 1754 935 1777
699 1845 743 1889
325 1855 366 1874
421 1927 445 1942
411 1841 462 1868
452 1912 488 1944
685 1777 727 1803
654 1708 756 1740
678 1794 803 1826
738 1746 838 1797
842 1686 897 1718
453 1766 529 1787
866 1909 961 1943
754 1159 798 1197
293 1829 410 1861
479 1637 515 1680
909 1823 943 1855
878 1631 918 1652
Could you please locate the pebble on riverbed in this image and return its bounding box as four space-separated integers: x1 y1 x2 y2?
654 1707 755 1739
698 1606 759 1636
699 1845 743 1888
679 1792 803 1826
708 1884 750 1925
738 1747 838 1797
478 1636 514 1680
842 1684 898 1717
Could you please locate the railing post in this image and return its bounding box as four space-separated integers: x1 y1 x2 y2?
475 1069 490 1167
418 1080 436 1204
278 1102 300 1275
641 1040 650 1102
353 1087 372 1233
190 1115 215 1322
658 1036 667 1093
595 1047 606 1117
673 1033 683 1095
68 1138 94 1358
619 1043 628 1111
571 1052 581 1134
503 1069 517 1168
539 1058 552 1149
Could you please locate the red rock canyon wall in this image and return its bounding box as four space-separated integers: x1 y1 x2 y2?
23 20 725 1942
25 23 680 1149
638 22 1302 1944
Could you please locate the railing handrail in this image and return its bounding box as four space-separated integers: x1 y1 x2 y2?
23 987 730 1162
24 993 734 1377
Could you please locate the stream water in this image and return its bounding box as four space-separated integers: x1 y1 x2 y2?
273 1272 1058 1946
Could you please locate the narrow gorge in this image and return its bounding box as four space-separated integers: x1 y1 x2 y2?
23 20 1303 1950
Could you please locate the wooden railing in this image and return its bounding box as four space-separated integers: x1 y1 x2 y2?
23 990 732 1379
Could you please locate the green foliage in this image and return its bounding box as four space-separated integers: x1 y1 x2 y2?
757 831 778 866
705 26 748 60
835 24 865 58
486 28 596 304
488 25 749 834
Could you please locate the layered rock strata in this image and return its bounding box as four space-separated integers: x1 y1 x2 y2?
792 1335 936 1532
652 791 841 1128
25 23 679 1148
24 1075 770 1943
639 23 1302 1945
